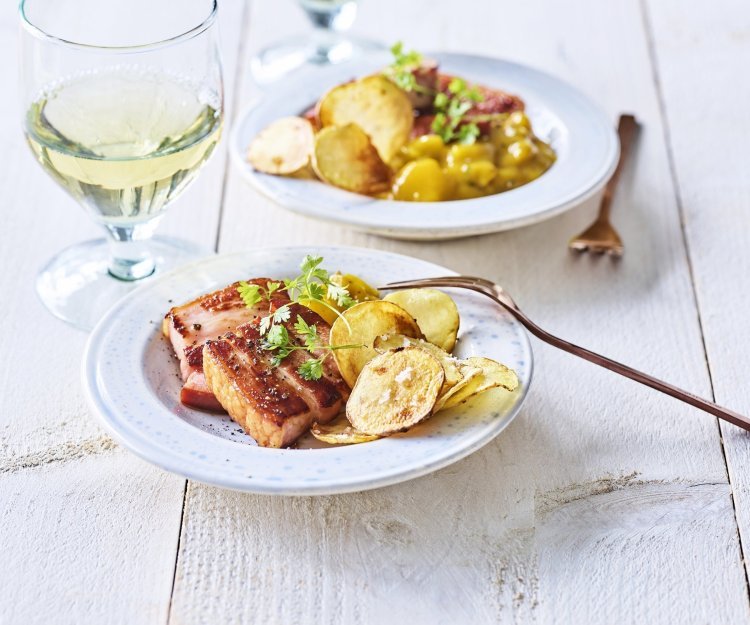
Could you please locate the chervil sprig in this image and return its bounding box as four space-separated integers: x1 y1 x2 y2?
384 41 430 94
284 255 354 326
236 256 361 380
261 314 363 381
431 77 484 144
237 280 282 309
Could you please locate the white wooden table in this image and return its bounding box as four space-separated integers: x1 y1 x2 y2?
3 1 750 623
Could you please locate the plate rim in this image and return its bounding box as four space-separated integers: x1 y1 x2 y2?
82 245 534 495
230 52 619 240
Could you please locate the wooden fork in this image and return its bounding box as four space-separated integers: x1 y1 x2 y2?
569 114 639 256
380 275 750 433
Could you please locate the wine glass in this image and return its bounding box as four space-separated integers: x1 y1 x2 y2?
251 0 381 83
19 0 224 330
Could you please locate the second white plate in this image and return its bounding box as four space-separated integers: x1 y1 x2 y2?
231 52 618 240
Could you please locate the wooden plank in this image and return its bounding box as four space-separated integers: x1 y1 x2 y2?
0 0 248 622
644 0 750 590
170 0 750 622
0 453 185 625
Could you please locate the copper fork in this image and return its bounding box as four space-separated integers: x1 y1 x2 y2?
380 275 750 432
569 114 639 256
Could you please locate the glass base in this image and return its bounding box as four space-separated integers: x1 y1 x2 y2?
36 236 210 332
250 34 383 83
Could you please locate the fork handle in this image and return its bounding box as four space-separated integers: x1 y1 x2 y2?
599 114 639 221
514 309 750 432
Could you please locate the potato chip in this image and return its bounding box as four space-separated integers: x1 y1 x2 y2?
347 347 444 435
311 416 380 445
373 334 462 394
433 365 483 412
463 357 519 393
383 288 460 352
330 273 379 302
441 357 519 410
317 75 413 163
312 124 392 194
247 116 314 175
300 273 379 324
330 301 422 388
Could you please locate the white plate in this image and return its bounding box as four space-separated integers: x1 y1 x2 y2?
231 52 618 240
82 247 532 495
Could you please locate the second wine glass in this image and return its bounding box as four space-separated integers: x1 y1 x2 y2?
251 0 380 83
20 0 224 330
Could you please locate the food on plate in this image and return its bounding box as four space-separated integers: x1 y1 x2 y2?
440 356 519 410
371 332 514 412
311 416 380 445
298 272 378 324
432 364 484 412
248 42 556 202
312 124 392 194
373 334 462 393
163 278 290 411
246 116 314 175
383 288 459 352
317 74 414 163
163 254 519 448
346 347 444 436
329 300 423 388
203 308 349 448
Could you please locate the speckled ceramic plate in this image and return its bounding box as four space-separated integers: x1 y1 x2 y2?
82 247 532 495
231 52 618 240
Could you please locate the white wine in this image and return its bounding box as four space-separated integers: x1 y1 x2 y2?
25 70 222 225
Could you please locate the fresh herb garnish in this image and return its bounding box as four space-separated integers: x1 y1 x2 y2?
431 77 484 144
386 42 485 144
237 280 281 309
262 314 362 381
237 255 361 380
384 41 427 93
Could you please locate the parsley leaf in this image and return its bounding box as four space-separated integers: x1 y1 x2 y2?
237 281 262 308
272 305 291 324
298 358 324 381
236 256 363 380
431 77 485 144
293 315 318 351
384 41 426 93
327 283 354 308
264 324 289 350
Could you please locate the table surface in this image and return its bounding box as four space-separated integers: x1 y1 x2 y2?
4 1 750 623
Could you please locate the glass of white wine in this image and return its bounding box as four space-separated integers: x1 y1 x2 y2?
20 0 223 330
251 0 380 83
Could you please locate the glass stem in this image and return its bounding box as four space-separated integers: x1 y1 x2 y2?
311 27 339 62
105 221 159 281
302 1 357 62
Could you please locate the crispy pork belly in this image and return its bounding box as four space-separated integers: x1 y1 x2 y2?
163 278 290 411
203 309 347 448
180 371 223 412
163 278 289 382
280 304 351 400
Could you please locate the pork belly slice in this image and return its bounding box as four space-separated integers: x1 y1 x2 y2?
203 328 345 448
180 371 223 412
163 278 290 411
278 303 351 399
163 278 290 381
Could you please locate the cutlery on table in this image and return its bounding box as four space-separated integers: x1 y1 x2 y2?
569 114 639 256
381 275 750 432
